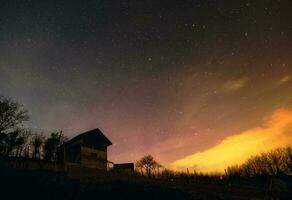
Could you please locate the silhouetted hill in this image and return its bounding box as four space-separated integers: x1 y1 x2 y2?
0 167 192 200
2 166 292 200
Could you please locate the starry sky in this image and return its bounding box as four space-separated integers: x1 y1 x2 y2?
0 0 291 171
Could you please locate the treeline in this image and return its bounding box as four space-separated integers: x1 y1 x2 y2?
0 96 66 161
154 147 292 179
135 148 292 181
134 147 292 191
226 147 292 177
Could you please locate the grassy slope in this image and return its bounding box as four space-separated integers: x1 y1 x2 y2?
0 168 291 200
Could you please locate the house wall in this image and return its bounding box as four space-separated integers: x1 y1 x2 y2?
62 144 81 164
80 146 107 170
113 163 135 173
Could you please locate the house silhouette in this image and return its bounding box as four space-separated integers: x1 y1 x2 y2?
59 128 112 170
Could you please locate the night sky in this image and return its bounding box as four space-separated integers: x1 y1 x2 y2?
0 0 291 171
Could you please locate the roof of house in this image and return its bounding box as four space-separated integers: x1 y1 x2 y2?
66 128 112 147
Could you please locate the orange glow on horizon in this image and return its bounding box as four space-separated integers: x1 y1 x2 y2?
171 109 292 173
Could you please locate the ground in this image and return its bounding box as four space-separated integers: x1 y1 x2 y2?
1 167 291 200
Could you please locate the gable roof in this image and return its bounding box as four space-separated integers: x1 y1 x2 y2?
66 128 112 147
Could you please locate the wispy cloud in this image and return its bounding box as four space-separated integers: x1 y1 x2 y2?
277 75 291 85
221 77 249 93
171 109 292 173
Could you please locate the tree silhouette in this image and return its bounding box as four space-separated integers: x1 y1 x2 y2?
226 147 292 177
18 129 32 157
0 96 29 155
44 131 66 161
0 96 29 133
136 155 160 177
31 133 45 159
3 129 25 156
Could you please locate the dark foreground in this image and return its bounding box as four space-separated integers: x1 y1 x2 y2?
1 167 292 200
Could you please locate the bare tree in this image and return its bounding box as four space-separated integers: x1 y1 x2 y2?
44 131 66 162
226 147 292 177
155 162 163 176
19 129 32 157
3 128 26 156
31 133 45 159
0 96 29 156
135 160 144 175
136 155 159 177
14 129 31 157
0 96 29 133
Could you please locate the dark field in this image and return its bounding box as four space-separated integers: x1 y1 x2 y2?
1 167 292 200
